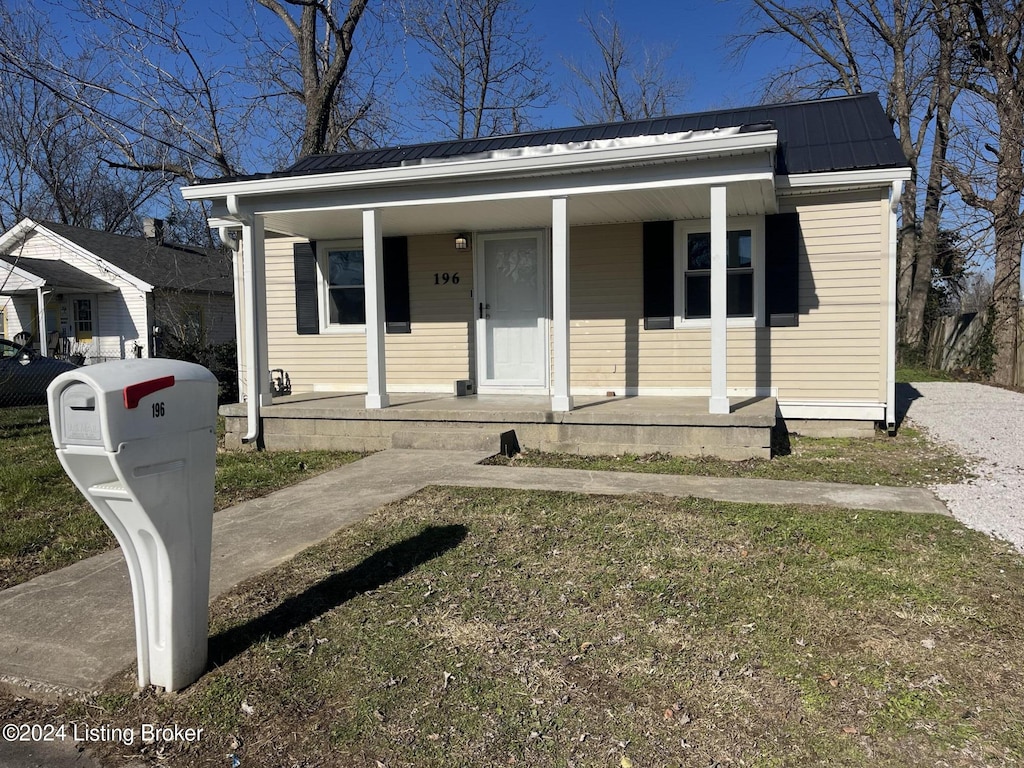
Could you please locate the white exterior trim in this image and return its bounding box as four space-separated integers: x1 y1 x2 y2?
885 180 903 428
183 130 779 201
777 167 912 192
778 402 886 421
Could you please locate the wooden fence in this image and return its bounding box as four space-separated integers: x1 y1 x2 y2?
926 307 1024 387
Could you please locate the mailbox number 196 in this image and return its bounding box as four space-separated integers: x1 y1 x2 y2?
151 402 166 418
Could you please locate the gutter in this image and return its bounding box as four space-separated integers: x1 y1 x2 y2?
181 129 779 201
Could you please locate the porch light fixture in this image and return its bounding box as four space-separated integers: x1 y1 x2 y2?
454 233 470 251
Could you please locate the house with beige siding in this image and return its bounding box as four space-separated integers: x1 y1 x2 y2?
0 220 234 363
181 93 911 457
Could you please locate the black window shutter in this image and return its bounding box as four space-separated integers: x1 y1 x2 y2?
293 241 319 335
765 212 800 327
383 236 411 334
642 221 674 330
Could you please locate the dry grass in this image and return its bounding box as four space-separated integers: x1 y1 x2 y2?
9 486 1021 767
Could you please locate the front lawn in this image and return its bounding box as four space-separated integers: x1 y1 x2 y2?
0 406 363 590
10 486 1021 767
486 426 969 487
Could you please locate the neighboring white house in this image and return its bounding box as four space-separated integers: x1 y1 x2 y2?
0 219 234 363
181 93 912 445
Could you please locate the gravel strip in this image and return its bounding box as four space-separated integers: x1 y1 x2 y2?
903 381 1024 552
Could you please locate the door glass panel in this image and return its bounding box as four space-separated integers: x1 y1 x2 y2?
483 235 545 384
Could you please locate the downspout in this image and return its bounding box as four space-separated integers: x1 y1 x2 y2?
886 180 904 434
227 195 261 444
220 226 246 407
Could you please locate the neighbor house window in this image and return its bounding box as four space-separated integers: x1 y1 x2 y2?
675 217 763 326
320 243 365 329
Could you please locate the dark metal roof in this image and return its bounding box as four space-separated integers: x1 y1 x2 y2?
194 93 907 186
0 255 116 293
37 222 234 294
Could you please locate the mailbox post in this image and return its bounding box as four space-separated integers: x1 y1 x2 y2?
47 359 218 692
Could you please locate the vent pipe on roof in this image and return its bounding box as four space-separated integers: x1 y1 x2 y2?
143 217 164 244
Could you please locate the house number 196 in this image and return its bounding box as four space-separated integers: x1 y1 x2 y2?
151 402 166 418
434 272 460 285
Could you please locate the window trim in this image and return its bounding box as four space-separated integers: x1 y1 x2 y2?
673 216 765 329
317 239 367 335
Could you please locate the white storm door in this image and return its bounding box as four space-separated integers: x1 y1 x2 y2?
476 231 548 390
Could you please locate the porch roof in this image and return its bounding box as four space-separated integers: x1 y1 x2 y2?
0 255 117 294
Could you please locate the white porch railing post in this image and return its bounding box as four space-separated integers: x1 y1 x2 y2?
36 287 48 357
363 208 390 409
709 185 730 415
251 215 272 408
552 196 573 412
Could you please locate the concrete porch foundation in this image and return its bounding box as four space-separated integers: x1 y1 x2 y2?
220 393 778 460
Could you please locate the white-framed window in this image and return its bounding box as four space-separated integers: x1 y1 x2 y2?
674 216 764 327
317 241 366 333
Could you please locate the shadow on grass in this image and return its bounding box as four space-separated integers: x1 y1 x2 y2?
208 524 468 667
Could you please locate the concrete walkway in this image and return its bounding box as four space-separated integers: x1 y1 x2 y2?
0 450 947 699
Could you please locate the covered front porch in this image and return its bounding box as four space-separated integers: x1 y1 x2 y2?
220 392 778 460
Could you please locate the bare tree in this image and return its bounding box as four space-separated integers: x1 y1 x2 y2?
0 0 382 186
733 0 961 358
252 0 376 157
563 4 687 123
0 24 164 232
945 0 1023 386
402 0 550 139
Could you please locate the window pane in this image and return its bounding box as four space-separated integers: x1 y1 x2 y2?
727 272 753 316
685 274 711 319
329 287 366 325
728 230 752 268
328 250 364 287
687 233 711 271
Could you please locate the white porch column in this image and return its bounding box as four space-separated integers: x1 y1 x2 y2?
36 287 48 356
551 196 573 412
709 185 730 415
363 208 390 409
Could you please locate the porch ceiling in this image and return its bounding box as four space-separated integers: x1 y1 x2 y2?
260 180 777 241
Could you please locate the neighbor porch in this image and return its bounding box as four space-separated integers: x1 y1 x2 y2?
220 392 778 460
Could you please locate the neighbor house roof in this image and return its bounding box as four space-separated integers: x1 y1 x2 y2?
37 222 234 294
0 255 117 293
195 92 907 186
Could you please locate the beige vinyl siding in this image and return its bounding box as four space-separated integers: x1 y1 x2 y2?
262 188 888 404
565 189 887 402
264 233 474 393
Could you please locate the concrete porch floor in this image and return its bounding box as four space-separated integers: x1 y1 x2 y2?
221 393 778 460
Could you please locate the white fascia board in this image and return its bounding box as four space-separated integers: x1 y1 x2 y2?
777 167 912 193
181 129 779 203
0 259 46 291
242 160 776 219
0 218 42 254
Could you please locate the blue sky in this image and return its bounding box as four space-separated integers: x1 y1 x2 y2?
531 0 788 125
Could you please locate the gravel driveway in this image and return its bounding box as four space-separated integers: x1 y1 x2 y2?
902 381 1024 552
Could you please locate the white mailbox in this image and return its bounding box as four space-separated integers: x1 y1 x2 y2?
47 359 218 692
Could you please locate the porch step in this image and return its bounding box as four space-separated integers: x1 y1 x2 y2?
391 427 519 456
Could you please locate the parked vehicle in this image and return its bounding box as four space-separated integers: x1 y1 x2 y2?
0 338 80 406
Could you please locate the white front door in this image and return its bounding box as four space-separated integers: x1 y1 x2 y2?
476 231 548 390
